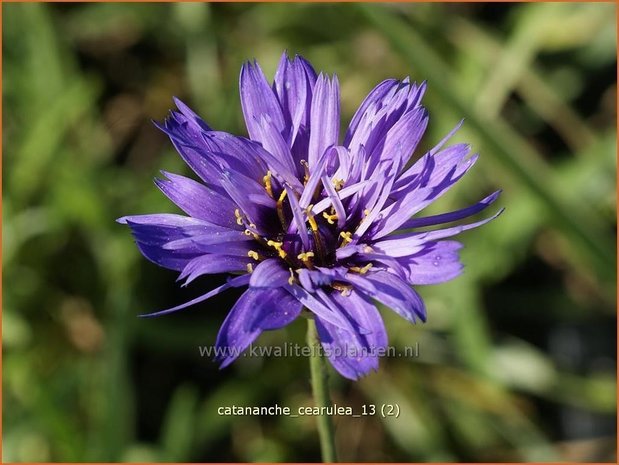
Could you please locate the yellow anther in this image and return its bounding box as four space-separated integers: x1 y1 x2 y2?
245 229 261 241
246 263 254 273
278 190 287 203
301 160 310 184
333 178 345 190
332 282 353 296
364 209 371 217
297 251 315 268
288 268 296 285
306 205 319 232
276 190 288 228
234 209 244 226
267 240 288 259
350 263 373 274
297 251 315 261
263 171 274 198
247 250 260 260
339 231 353 244
322 212 338 225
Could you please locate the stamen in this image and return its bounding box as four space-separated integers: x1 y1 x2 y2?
263 171 274 198
333 178 345 190
306 205 319 232
247 250 261 261
246 263 254 273
339 231 353 245
267 240 288 259
322 212 338 225
350 263 373 274
332 282 353 296
244 229 262 242
306 204 326 262
300 160 310 184
364 208 371 217
297 251 315 268
276 190 288 228
234 208 244 226
288 268 296 285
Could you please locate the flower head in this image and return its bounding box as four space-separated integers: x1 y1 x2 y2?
118 53 502 380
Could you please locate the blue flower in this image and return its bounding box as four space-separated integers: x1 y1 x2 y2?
118 53 502 380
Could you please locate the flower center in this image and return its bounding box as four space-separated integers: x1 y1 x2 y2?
240 170 356 272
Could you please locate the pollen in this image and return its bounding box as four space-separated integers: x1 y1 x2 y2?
267 240 288 259
263 171 274 198
244 229 261 241
234 208 244 226
322 212 338 225
297 251 315 268
246 263 254 273
350 263 373 274
339 231 353 244
333 178 345 190
247 250 261 260
364 208 371 217
332 282 353 296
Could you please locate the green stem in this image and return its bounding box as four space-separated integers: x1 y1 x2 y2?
307 318 338 463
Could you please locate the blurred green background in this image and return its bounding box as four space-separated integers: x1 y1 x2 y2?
3 2 617 462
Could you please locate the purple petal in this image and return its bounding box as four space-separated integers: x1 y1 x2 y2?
372 151 480 239
155 171 240 229
354 161 399 239
285 185 311 250
201 132 268 182
398 190 502 230
156 120 223 189
139 274 250 318
374 208 504 252
172 97 212 132
296 267 339 292
347 270 426 323
346 80 426 159
240 61 286 143
117 214 217 270
253 115 300 182
178 254 250 285
399 241 464 285
285 285 355 332
311 179 371 215
308 74 340 168
394 141 470 195
314 290 387 380
273 53 317 145
216 287 302 367
344 79 399 147
219 170 276 233
320 174 347 229
369 106 428 172
299 149 329 208
249 258 290 288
